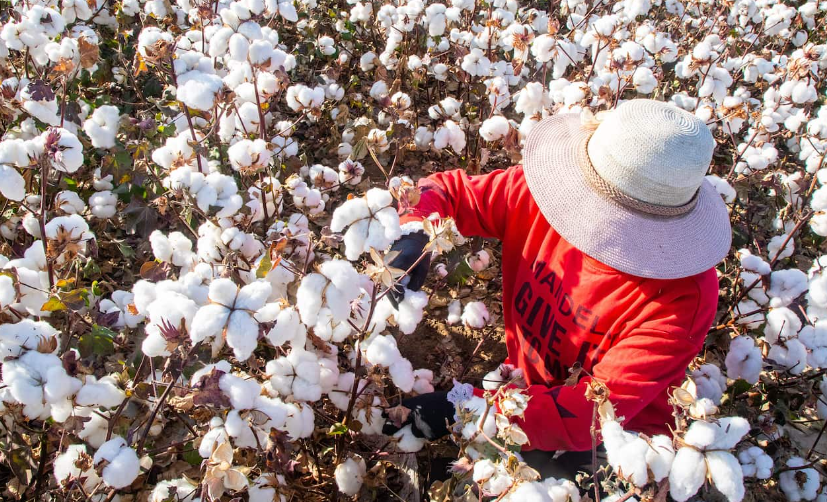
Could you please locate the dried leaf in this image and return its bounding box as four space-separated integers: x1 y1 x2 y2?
79 37 100 69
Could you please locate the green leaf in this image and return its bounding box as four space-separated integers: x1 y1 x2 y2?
729 378 753 397
327 422 349 436
350 137 368 161
79 325 117 357
446 259 475 286
41 297 67 312
117 241 136 258
256 252 273 279
182 443 202 466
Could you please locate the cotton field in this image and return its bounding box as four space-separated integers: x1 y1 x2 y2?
0 0 825 500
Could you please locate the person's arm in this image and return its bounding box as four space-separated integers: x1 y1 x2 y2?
515 284 714 452
400 166 519 240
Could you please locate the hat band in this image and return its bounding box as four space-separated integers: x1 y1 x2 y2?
579 134 699 217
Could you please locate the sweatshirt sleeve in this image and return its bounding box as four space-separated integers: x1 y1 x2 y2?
515 286 714 452
401 167 518 240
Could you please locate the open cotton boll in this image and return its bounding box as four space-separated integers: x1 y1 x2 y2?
218 372 262 410
705 450 745 502
479 115 511 141
725 336 763 383
330 188 401 260
150 478 200 502
93 436 140 489
686 363 727 404
669 447 706 502
737 248 771 275
296 259 360 325
446 299 462 325
0 164 25 201
89 190 117 218
393 289 428 334
393 424 426 452
176 70 223 111
768 338 808 374
334 456 366 496
433 120 466 152
601 420 651 486
283 402 315 439
76 375 125 409
738 446 773 479
780 457 821 501
40 128 83 173
54 444 100 490
0 319 60 358
461 301 490 328
83 105 120 149
765 307 802 344
474 459 512 496
55 190 86 215
467 250 491 272
707 175 736 203
768 233 794 260
365 334 402 367
767 269 809 308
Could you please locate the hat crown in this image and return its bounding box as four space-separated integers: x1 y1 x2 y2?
586 100 715 207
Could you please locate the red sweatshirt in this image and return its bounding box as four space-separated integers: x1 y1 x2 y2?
401 166 718 452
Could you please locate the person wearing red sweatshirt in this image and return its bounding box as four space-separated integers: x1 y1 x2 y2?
384 99 732 479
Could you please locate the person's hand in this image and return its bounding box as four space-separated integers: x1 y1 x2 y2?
383 391 455 440
387 230 431 308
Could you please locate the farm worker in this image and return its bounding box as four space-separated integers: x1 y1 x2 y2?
385 99 731 477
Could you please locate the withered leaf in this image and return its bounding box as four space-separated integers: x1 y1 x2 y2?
140 260 171 282
79 37 100 70
192 369 231 408
27 80 54 101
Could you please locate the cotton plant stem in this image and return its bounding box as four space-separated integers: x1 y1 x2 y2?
723 209 813 323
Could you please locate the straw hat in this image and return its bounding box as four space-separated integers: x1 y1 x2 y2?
523 99 731 280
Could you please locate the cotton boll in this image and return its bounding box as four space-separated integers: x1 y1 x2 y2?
394 289 428 334
40 128 84 173
412 369 434 394
767 269 809 308
468 250 491 272
738 446 773 479
0 164 25 201
725 336 763 383
461 301 490 328
669 447 706 502
767 233 794 260
705 451 745 502
765 307 802 344
601 420 651 486
365 334 402 367
434 120 466 152
334 456 366 496
176 70 223 111
737 248 771 275
393 424 426 452
389 358 415 392
76 375 125 409
646 434 675 482
769 338 808 374
89 190 117 218
780 457 821 501
219 372 261 410
479 115 511 142
54 444 100 490
83 105 120 149
446 299 462 325
93 437 141 489
706 175 736 203
150 478 200 502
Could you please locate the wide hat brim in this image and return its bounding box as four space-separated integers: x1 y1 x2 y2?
523 113 732 280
